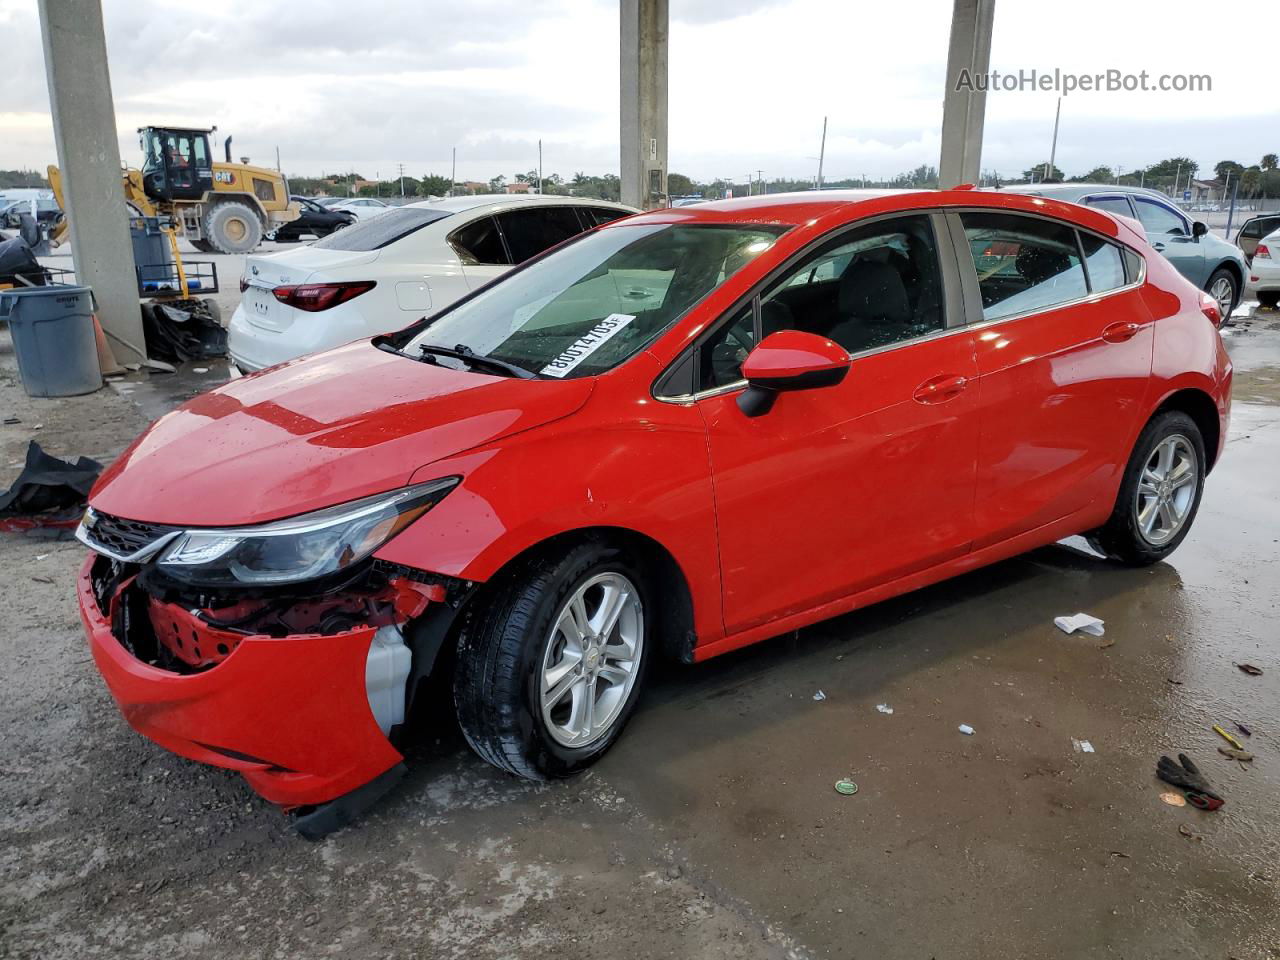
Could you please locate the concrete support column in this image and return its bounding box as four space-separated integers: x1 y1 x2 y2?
37 0 145 364
938 0 996 189
620 0 668 210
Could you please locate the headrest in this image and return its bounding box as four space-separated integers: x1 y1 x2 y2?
838 260 910 324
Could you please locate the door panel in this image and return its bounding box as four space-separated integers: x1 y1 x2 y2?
954 210 1155 548
1133 197 1206 287
699 331 979 635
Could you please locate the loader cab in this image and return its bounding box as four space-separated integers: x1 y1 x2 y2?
138 127 213 202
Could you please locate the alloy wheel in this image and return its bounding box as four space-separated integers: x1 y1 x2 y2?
539 572 644 748
1210 276 1235 319
1134 434 1198 545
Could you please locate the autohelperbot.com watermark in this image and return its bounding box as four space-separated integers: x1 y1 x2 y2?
956 68 1211 96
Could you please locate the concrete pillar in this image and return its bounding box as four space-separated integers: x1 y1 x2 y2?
620 0 668 210
37 0 145 364
938 0 995 189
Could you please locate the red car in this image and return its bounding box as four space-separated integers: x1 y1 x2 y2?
76 188 1231 835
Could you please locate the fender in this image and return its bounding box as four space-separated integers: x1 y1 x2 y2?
375 355 726 645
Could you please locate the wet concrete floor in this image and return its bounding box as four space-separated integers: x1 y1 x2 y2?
2 305 1279 959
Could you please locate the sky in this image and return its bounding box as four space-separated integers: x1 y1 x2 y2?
2 0 1276 185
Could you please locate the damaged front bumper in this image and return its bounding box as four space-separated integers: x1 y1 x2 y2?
77 553 443 812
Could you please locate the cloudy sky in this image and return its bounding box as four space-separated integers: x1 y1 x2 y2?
2 0 1276 184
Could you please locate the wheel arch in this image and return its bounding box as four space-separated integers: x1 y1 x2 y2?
1209 258 1243 301
1152 387 1222 472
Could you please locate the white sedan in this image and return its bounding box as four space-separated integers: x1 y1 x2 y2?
229 194 636 372
1249 228 1280 310
331 197 392 220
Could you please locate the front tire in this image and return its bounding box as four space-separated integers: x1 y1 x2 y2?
454 540 650 780
1087 410 1206 565
201 201 263 254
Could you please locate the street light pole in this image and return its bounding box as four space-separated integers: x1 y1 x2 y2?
816 116 827 191
1043 96 1060 182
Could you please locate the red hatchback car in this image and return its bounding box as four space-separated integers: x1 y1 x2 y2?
77 189 1231 834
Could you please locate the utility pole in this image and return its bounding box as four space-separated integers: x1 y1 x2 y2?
938 0 996 187
620 0 668 209
757 170 764 195
1173 162 1182 198
538 139 543 195
816 116 827 191
398 163 405 197
275 145 281 172
1043 96 1060 182
37 0 146 366
451 147 456 196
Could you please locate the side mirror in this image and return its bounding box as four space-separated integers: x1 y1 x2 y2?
737 330 851 417
1192 220 1209 239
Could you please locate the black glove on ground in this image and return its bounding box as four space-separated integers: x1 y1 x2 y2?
1157 752 1223 802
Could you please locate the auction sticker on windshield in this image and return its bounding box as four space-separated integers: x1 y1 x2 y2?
539 313 636 378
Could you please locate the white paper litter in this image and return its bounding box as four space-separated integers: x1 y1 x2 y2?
876 704 894 715
812 690 826 701
958 724 975 735
1054 612 1106 637
1072 738 1095 753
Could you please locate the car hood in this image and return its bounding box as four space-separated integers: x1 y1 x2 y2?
245 246 379 286
90 341 594 526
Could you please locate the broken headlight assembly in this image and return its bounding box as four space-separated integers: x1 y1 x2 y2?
155 477 459 587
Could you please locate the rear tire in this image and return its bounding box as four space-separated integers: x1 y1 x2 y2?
453 540 650 780
1258 291 1279 309
1087 410 1206 565
201 201 263 255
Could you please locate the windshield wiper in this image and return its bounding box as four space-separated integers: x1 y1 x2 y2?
416 343 537 379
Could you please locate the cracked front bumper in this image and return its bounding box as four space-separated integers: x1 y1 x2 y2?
77 557 404 809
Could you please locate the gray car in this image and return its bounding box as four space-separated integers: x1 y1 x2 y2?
997 183 1248 318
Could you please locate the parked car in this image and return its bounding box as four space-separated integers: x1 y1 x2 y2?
266 195 356 242
312 196 349 208
0 196 61 229
1234 214 1280 265
228 194 636 372
332 197 391 220
77 188 1230 835
998 183 1248 319
1247 228 1280 308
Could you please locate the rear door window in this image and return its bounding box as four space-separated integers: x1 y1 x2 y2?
1085 196 1135 219
311 207 452 251
498 207 588 263
959 212 1088 320
1078 233 1127 293
449 215 510 265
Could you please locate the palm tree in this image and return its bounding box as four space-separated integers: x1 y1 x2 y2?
1262 153 1278 172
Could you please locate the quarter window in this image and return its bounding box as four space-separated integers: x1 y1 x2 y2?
450 215 510 265
1133 198 1188 236
959 212 1088 321
1079 233 1127 293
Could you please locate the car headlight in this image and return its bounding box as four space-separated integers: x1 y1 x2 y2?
157 477 458 586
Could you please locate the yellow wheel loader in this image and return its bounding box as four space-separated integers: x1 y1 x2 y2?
47 126 298 255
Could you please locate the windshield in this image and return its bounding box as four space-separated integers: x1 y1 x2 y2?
404 223 785 379
312 207 453 251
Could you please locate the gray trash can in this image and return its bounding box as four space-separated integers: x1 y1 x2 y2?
0 284 102 397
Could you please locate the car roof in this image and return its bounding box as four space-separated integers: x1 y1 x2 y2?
402 194 637 215
608 187 1148 248
995 183 1178 203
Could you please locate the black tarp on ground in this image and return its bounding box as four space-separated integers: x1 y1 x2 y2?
0 440 102 517
0 236 48 287
141 300 227 363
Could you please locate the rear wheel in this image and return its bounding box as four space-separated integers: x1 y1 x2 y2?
1206 268 1238 320
1087 410 1206 565
201 201 263 255
454 541 649 779
1258 291 1279 309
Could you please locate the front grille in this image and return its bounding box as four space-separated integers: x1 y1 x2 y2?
82 510 178 561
